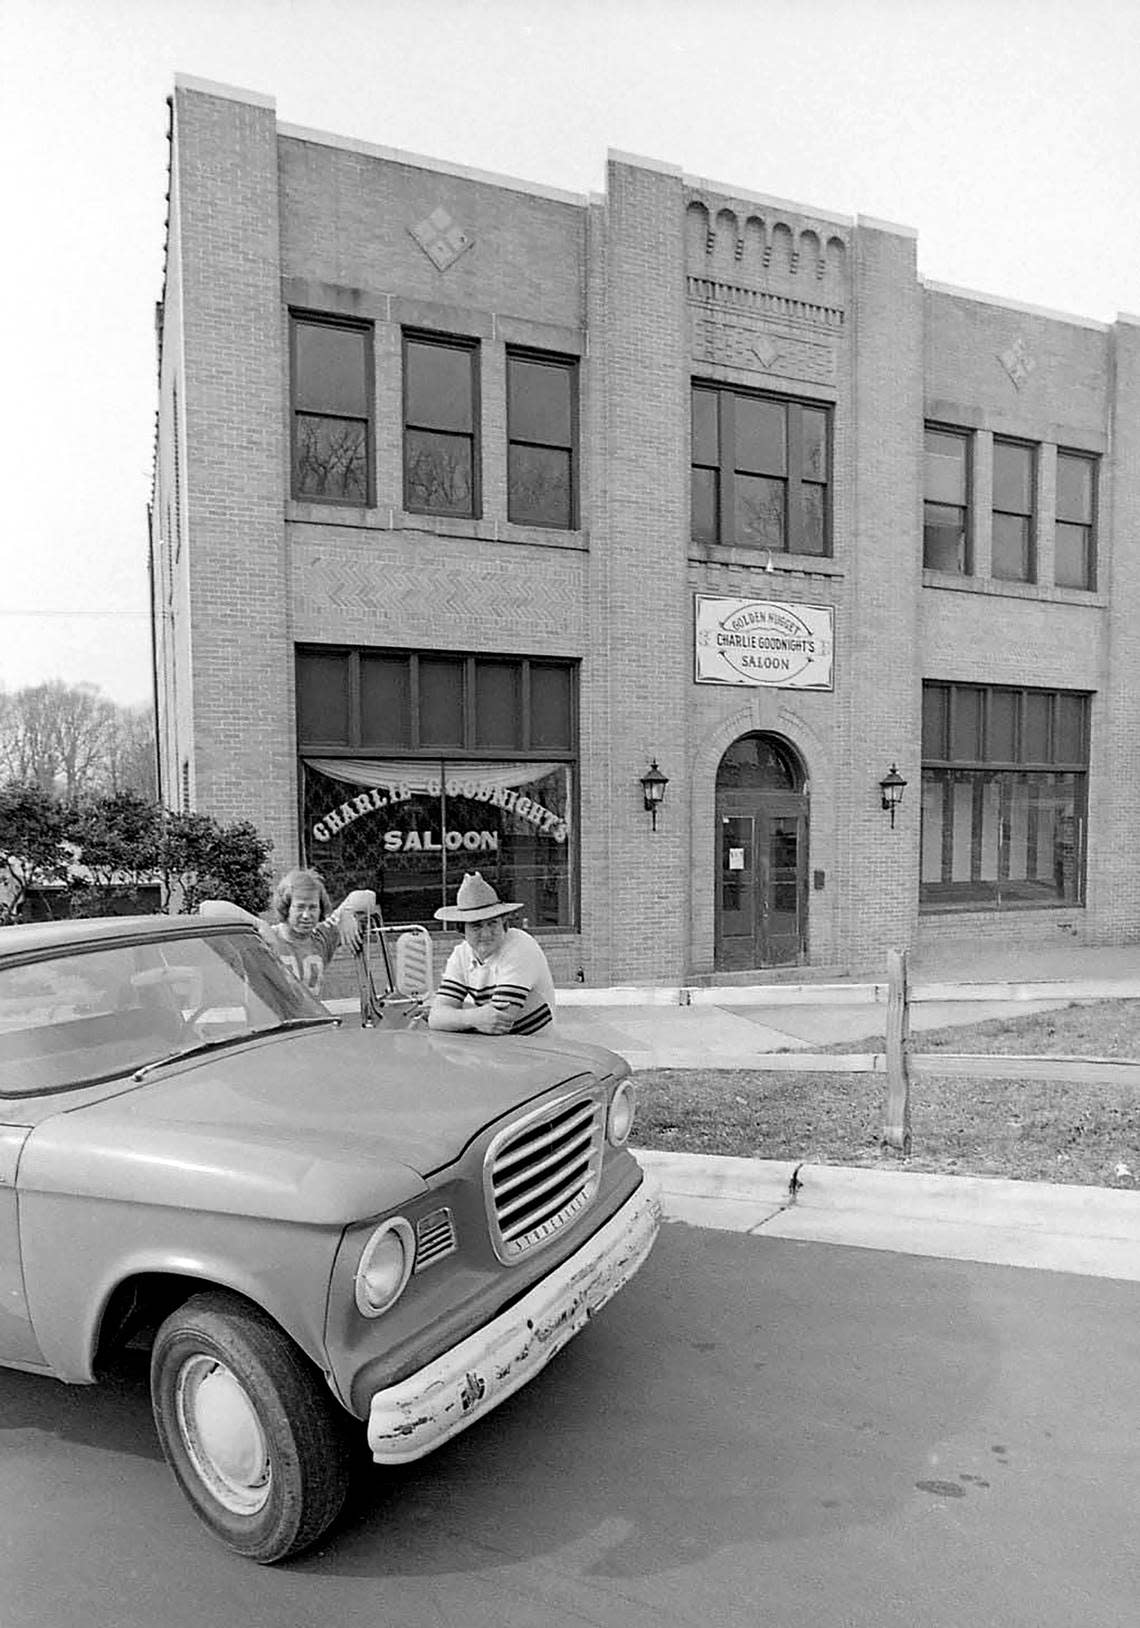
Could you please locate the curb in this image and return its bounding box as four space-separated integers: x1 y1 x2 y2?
632 1148 1140 1282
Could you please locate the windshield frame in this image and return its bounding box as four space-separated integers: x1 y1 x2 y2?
0 923 333 1099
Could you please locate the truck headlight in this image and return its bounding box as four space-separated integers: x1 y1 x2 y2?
355 1218 415 1316
607 1079 636 1146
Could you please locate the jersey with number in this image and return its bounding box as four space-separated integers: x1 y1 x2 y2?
438 927 556 1035
268 919 342 996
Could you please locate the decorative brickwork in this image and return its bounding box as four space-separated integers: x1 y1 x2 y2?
153 79 1140 985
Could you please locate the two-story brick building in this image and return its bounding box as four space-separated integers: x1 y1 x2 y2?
150 75 1140 987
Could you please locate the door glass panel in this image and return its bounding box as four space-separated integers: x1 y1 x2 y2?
768 818 800 923
720 817 754 932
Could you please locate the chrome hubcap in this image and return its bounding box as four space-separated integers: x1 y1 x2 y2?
175 1355 271 1515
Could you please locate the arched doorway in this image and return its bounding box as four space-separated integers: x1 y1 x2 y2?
715 733 809 970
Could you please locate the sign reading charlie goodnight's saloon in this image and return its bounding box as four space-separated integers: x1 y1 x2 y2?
694 594 834 691
301 759 574 929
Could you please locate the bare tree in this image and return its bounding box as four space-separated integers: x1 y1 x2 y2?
0 683 63 790
51 683 117 799
103 705 157 799
0 681 126 798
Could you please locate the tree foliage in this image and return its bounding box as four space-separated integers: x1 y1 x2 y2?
0 783 70 923
0 786 273 923
157 812 273 916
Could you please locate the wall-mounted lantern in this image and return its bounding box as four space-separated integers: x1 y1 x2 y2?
640 760 669 832
879 764 907 829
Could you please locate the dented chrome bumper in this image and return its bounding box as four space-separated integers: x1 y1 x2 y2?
366 1174 661 1464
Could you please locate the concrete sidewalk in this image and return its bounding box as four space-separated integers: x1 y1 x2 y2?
552 939 1140 1068
563 940 1140 1282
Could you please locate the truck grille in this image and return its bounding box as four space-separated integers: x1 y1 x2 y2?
485 1090 604 1262
413 1206 457 1272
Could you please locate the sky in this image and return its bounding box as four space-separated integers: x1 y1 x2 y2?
1 0 1137 710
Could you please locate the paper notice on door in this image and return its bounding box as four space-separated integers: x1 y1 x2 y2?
728 847 745 871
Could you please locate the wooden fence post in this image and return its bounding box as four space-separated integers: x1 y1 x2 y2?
883 947 912 1152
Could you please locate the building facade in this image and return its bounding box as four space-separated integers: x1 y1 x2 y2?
151 75 1140 988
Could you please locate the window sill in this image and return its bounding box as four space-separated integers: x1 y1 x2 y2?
690 543 843 578
919 900 1085 916
286 501 588 551
922 569 1105 607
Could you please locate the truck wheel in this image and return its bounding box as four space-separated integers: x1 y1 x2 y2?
150 1291 350 1563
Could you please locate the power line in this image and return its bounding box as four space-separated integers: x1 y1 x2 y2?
0 610 148 618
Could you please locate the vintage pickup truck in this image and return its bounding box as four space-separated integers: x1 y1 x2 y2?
0 912 658 1562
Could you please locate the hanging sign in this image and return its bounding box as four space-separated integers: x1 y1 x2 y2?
695 594 834 691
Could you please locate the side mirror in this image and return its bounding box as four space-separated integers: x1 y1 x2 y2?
394 929 434 999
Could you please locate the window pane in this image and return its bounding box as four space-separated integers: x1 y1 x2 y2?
923 504 967 571
924 430 967 504
418 659 465 746
295 415 368 502
691 388 718 465
988 690 1017 762
922 685 947 758
801 409 828 481
993 441 1033 512
442 763 574 929
474 662 521 749
951 687 982 761
1055 694 1086 763
1023 691 1050 762
1056 453 1093 522
992 512 1030 580
692 467 717 542
736 474 785 549
405 340 473 432
404 429 473 515
530 664 573 750
295 323 367 415
1055 522 1091 589
508 445 571 527
296 653 349 744
734 397 785 475
360 656 410 748
801 483 826 555
508 356 572 446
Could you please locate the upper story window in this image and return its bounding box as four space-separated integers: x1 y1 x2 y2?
992 438 1036 583
403 334 479 517
291 315 372 504
507 351 578 528
691 384 831 556
923 427 971 573
1055 450 1097 590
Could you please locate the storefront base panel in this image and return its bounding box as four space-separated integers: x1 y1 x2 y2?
917 907 1090 955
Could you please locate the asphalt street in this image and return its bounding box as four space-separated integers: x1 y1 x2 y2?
4 1221 1138 1628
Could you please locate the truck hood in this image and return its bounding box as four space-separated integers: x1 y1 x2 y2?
17 1025 623 1225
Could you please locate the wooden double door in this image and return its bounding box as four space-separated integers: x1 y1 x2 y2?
715 790 808 970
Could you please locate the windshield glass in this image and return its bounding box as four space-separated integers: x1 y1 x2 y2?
0 928 332 1096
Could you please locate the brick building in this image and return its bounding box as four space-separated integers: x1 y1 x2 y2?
150 75 1140 988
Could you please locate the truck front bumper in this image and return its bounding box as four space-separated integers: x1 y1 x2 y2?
366 1174 660 1464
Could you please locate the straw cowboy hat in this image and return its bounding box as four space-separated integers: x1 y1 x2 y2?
434 871 523 923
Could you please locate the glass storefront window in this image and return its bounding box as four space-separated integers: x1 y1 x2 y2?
920 769 1084 909
920 682 1089 912
301 759 575 929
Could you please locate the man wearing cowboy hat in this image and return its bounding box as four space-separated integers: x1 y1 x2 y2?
427 872 556 1036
